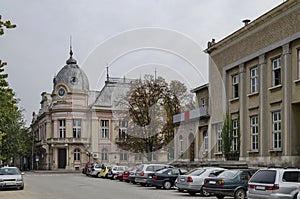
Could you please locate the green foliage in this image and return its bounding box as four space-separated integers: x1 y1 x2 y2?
115 75 182 161
222 113 240 160
0 15 31 164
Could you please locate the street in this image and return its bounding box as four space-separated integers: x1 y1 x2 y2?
0 172 232 199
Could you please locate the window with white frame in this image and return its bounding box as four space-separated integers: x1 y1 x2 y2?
232 74 239 98
74 149 80 161
135 153 142 161
59 119 66 138
232 120 239 151
120 152 127 161
297 49 300 79
119 120 128 139
272 111 281 150
217 124 222 153
100 120 109 139
101 148 108 161
272 57 281 86
151 153 157 161
250 66 258 93
73 119 81 138
179 135 183 156
203 131 208 152
250 115 259 151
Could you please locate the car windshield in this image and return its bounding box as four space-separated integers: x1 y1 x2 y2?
0 168 20 175
218 170 239 178
185 168 205 176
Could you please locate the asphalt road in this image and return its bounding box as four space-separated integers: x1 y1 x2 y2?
0 172 232 199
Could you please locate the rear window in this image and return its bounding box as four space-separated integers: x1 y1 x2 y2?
249 170 276 184
218 170 239 179
282 171 300 182
185 168 205 176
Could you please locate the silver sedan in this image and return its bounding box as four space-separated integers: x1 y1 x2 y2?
176 167 226 196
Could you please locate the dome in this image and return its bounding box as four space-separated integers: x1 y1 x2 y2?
53 49 89 91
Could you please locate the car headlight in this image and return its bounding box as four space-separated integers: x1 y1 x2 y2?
0 179 3 182
16 178 23 181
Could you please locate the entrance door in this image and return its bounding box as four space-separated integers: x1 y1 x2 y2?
58 149 66 169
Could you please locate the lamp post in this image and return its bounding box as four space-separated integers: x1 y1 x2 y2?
86 152 92 162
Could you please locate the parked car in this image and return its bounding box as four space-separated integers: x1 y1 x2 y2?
123 166 137 183
89 163 103 177
82 162 94 175
107 165 127 180
128 166 139 184
203 169 257 199
247 168 300 199
0 167 24 190
176 167 226 196
147 167 188 190
297 191 300 199
99 165 111 178
135 164 172 186
116 166 129 181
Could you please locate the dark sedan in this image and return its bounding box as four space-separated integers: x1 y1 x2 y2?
147 167 188 190
203 169 257 199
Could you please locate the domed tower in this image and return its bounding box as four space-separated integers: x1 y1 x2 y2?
53 48 89 97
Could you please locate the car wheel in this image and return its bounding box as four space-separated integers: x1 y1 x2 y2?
140 183 146 186
217 194 224 199
188 191 196 196
234 189 246 199
163 181 172 190
97 173 101 178
177 188 184 192
200 188 210 196
155 186 161 189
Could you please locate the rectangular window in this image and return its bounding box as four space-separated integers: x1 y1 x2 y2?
73 119 81 138
119 120 128 139
232 120 238 151
272 111 281 150
120 152 127 161
250 115 259 151
100 120 109 139
74 149 80 161
201 98 206 107
232 74 239 98
298 49 300 79
59 119 66 138
217 124 222 153
135 153 142 161
101 149 108 161
203 131 208 152
250 67 258 93
272 57 281 86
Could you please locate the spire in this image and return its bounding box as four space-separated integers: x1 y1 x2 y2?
106 64 109 82
69 35 73 58
66 36 77 64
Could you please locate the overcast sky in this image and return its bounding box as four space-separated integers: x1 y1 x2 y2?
0 0 284 126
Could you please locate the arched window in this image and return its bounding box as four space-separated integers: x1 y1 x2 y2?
74 149 80 161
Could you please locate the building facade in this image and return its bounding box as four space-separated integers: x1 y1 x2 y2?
205 0 300 167
31 49 168 170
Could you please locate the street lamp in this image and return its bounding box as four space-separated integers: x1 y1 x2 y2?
86 152 92 162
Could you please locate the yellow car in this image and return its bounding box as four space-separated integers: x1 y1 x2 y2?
99 166 111 178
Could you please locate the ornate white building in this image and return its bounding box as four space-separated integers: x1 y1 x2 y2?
31 49 168 170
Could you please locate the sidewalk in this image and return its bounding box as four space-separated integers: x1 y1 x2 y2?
30 169 82 174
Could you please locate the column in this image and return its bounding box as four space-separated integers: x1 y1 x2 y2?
239 63 247 158
282 43 292 156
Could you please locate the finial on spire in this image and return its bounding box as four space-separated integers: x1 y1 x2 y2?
69 35 73 57
106 64 109 82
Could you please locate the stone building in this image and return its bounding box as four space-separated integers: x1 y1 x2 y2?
205 0 300 167
31 49 168 170
173 84 210 166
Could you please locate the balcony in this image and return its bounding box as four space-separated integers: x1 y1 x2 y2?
173 106 209 123
47 137 90 145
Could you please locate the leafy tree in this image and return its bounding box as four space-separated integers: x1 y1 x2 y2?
115 75 181 161
0 15 31 166
222 113 240 160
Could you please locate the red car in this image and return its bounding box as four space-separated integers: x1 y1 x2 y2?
123 166 137 183
82 162 94 176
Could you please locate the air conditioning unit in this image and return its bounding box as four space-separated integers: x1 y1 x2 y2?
92 153 98 159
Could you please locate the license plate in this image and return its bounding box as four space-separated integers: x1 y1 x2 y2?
180 179 185 182
209 181 216 184
255 186 266 190
5 182 15 186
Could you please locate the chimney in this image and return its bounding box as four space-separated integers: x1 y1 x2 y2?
242 19 251 26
